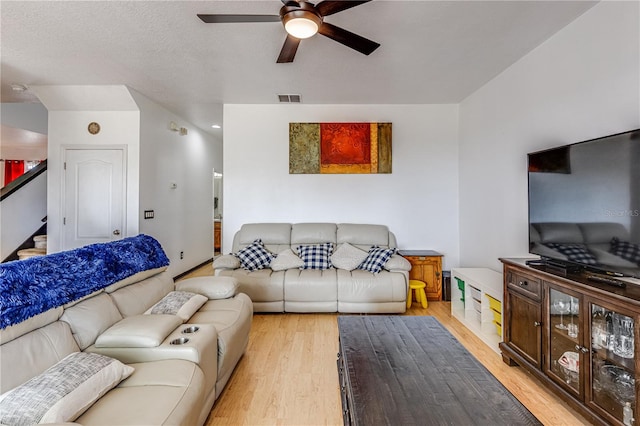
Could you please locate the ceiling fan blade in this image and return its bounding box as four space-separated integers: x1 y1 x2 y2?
281 0 300 5
318 22 380 55
277 34 301 63
197 14 280 23
316 0 371 17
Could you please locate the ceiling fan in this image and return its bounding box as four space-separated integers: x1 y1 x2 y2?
198 0 380 63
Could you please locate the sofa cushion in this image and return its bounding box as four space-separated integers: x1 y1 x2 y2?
176 276 238 300
358 246 397 274
1 321 80 394
75 359 204 426
610 237 640 265
543 243 597 265
297 243 334 270
60 293 124 350
270 248 304 271
144 291 207 322
107 271 175 317
0 352 133 425
95 315 182 348
291 223 337 245
236 239 274 271
337 224 390 249
331 243 368 271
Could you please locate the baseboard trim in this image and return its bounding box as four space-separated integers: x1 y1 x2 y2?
173 258 213 281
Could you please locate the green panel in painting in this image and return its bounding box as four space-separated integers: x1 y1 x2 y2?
377 123 392 174
289 123 320 174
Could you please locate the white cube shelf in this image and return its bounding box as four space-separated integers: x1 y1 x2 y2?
451 268 503 354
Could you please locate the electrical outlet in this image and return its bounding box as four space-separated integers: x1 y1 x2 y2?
180 251 184 260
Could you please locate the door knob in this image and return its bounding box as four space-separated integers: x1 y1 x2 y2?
113 230 121 236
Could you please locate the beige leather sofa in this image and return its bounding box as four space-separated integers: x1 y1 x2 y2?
214 223 411 313
0 268 252 425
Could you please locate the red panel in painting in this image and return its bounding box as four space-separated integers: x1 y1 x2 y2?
320 123 370 165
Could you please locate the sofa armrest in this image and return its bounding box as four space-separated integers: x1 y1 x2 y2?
175 276 238 300
95 315 182 348
384 254 412 272
213 254 240 270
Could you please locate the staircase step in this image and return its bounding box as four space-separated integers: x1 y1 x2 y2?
33 235 47 249
18 248 46 260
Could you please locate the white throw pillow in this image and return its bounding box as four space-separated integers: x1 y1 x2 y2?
331 243 369 271
0 352 134 425
144 291 207 322
270 249 304 271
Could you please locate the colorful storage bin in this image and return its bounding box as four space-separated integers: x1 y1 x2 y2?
455 277 465 303
486 294 502 313
472 298 482 313
491 308 501 324
493 320 502 336
469 286 481 301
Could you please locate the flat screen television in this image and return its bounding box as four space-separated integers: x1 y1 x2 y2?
528 128 640 278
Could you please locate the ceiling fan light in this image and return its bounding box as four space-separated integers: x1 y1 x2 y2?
285 17 318 39
282 8 322 39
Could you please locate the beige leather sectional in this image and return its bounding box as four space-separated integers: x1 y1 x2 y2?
0 269 252 425
214 223 411 313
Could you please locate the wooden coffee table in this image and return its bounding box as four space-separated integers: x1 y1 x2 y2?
337 316 541 425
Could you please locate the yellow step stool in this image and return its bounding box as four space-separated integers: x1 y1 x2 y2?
407 280 428 309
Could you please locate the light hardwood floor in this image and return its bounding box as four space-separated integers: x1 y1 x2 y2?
180 266 591 425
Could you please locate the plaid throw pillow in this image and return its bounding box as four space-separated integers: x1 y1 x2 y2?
297 243 334 270
236 239 274 271
544 243 597 265
358 246 397 274
610 237 640 265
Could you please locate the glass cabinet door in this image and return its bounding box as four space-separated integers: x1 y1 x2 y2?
590 302 636 425
548 288 582 396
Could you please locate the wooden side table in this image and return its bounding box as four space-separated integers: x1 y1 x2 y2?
398 250 443 301
214 221 221 254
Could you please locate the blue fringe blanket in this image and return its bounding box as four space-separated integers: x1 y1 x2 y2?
0 234 169 329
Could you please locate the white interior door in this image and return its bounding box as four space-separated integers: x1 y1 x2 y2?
63 148 126 250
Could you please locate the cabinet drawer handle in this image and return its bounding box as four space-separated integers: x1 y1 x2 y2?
519 280 528 287
534 321 541 327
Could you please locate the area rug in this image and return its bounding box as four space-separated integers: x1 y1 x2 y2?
337 315 542 425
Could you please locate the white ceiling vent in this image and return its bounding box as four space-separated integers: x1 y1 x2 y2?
278 94 301 103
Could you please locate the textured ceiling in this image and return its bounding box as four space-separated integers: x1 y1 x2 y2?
1 1 597 135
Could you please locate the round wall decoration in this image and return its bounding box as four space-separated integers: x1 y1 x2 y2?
88 122 101 135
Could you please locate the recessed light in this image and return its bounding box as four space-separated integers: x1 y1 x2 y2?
211 124 221 129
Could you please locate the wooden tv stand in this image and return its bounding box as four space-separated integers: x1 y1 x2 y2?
500 258 640 426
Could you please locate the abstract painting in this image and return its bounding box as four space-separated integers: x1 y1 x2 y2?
289 122 392 174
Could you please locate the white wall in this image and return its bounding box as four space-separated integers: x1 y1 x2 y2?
223 104 460 269
44 107 140 254
458 1 640 272
25 85 220 276
1 103 48 134
131 90 222 276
